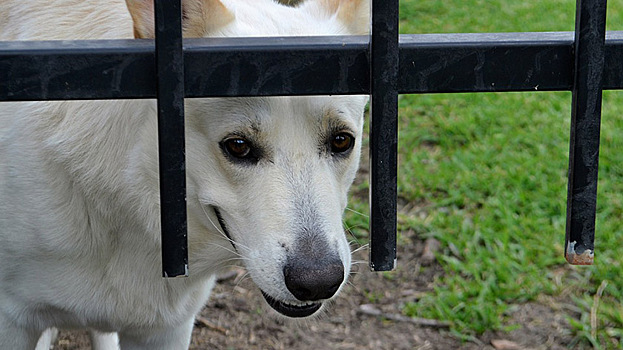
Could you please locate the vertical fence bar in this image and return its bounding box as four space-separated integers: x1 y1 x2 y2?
369 0 399 271
565 0 607 265
155 0 189 277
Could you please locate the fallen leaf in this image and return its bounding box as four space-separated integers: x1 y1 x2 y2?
491 339 522 350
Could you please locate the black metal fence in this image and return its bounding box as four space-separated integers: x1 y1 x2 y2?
1 0 619 276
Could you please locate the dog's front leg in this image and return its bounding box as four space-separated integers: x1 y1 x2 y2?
117 317 194 350
90 330 120 350
35 328 59 350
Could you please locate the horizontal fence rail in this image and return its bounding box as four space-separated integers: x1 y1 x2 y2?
1 14 617 273
3 32 623 102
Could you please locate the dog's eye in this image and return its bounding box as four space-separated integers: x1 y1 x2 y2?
330 132 355 154
223 138 252 159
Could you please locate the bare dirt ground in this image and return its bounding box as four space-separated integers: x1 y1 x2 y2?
53 235 576 350
187 241 576 350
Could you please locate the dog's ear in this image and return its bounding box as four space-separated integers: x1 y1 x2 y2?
125 0 155 38
303 0 371 35
180 0 235 38
125 0 234 39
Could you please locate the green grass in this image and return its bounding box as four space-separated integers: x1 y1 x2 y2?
344 0 623 346
398 92 572 334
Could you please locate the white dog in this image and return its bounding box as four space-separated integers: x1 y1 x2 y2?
0 0 369 349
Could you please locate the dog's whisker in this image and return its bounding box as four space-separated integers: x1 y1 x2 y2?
344 225 368 234
217 265 248 278
343 218 369 228
200 203 228 237
343 226 368 236
204 243 251 262
347 239 365 249
217 256 249 265
199 201 252 253
344 207 369 218
345 234 362 247
202 240 243 256
198 202 229 237
232 271 252 290
342 225 368 246
346 280 360 289
351 243 369 254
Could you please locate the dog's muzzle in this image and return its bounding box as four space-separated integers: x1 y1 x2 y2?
212 206 342 318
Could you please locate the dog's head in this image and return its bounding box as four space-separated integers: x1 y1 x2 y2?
126 0 370 318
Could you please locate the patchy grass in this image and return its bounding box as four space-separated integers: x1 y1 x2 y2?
345 0 623 346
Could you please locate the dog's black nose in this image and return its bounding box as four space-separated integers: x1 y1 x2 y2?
283 260 344 301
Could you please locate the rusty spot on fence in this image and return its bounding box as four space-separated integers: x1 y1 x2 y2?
565 241 594 265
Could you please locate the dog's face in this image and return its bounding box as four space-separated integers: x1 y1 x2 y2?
126 0 370 317
186 96 367 317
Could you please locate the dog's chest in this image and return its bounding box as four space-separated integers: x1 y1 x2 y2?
88 273 215 331
25 257 216 332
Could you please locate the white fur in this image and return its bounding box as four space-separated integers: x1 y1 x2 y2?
0 0 369 349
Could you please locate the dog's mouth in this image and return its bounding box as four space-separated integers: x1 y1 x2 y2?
261 290 322 318
213 207 236 250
